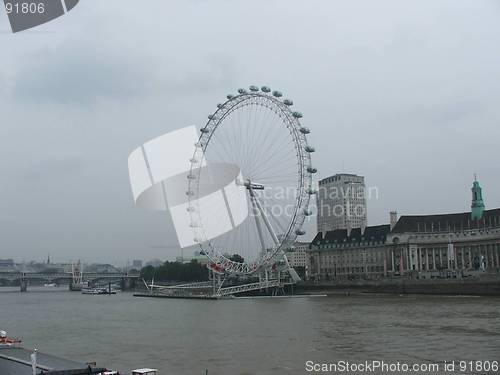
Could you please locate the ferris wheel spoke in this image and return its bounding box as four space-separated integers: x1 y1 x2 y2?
250 143 296 179
244 110 282 165
211 131 239 165
247 149 295 180
248 119 282 167
250 196 267 253
250 124 289 165
251 103 273 153
256 174 298 182
249 189 279 247
255 138 296 167
252 159 297 182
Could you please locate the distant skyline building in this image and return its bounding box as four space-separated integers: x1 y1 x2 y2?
132 259 143 270
0 259 15 272
317 173 367 235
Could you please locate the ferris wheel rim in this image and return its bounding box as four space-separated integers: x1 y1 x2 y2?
187 88 314 275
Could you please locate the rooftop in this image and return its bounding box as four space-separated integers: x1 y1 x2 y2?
311 224 391 247
319 173 364 184
391 208 500 234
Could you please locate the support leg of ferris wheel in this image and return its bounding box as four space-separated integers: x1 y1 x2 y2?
247 181 280 246
248 182 301 284
249 188 269 287
212 270 219 295
210 269 227 297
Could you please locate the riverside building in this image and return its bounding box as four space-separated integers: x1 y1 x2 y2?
308 224 390 281
307 177 500 281
316 173 367 235
286 242 308 268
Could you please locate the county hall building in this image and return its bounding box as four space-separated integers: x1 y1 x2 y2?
307 177 500 281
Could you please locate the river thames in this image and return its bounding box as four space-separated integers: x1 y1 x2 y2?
0 288 499 374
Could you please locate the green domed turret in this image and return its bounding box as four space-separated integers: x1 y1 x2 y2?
471 175 485 220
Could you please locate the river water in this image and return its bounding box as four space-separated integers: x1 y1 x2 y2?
0 288 499 374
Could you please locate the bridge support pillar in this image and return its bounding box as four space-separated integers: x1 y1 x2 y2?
120 277 132 291
69 281 82 291
20 278 27 292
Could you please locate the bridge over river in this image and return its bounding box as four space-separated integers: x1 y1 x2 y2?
0 270 139 292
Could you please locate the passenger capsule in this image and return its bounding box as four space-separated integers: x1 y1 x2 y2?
299 127 310 134
249 85 259 92
307 188 318 195
292 111 303 119
217 103 223 109
238 88 247 94
304 209 313 216
200 127 210 133
186 190 195 197
227 94 234 100
305 146 315 153
186 206 195 212
295 229 306 235
261 86 271 93
189 157 198 163
307 166 317 173
187 174 196 180
272 90 283 97
283 99 293 106
195 142 203 148
208 114 215 120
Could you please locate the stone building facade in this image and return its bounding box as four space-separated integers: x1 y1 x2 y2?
386 208 500 276
286 242 308 268
307 179 500 281
308 225 391 281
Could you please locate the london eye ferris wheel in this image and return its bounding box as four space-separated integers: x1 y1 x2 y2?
187 86 316 276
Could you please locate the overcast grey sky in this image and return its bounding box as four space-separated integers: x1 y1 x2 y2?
1 0 499 265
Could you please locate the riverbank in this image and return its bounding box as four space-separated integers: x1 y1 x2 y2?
298 277 500 296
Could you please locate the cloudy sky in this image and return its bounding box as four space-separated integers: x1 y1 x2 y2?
1 0 499 265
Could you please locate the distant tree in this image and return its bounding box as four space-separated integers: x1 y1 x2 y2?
294 266 306 279
140 265 155 280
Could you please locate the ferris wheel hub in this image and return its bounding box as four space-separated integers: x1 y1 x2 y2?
244 180 265 190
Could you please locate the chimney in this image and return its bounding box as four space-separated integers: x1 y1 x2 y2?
390 211 398 230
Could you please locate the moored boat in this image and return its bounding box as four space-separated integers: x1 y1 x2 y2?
0 331 22 347
82 287 117 295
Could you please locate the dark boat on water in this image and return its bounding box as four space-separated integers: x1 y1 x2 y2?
81 287 117 295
